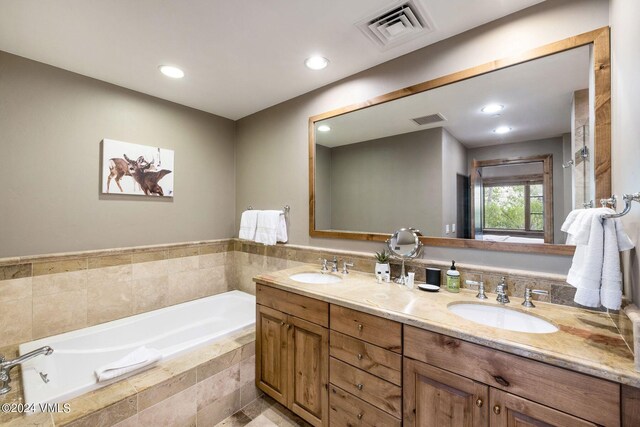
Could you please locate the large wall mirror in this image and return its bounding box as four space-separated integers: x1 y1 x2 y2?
309 28 610 255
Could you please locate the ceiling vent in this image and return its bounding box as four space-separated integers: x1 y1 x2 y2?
356 1 435 50
411 113 446 126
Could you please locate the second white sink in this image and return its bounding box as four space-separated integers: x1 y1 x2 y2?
289 273 342 284
448 303 558 334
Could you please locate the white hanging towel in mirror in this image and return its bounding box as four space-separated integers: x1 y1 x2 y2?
562 208 634 310
239 210 259 240
255 210 287 245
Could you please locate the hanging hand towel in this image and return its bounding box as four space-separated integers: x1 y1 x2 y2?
239 210 259 240
563 208 634 309
255 210 285 245
95 346 162 382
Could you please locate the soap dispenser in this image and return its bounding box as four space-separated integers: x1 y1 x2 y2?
446 260 460 293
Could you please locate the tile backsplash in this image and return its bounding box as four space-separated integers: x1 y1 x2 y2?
0 238 586 350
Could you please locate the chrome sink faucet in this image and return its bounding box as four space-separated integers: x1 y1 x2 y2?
466 280 487 300
319 258 329 272
331 256 339 273
342 261 354 274
0 346 53 395
522 287 549 308
496 276 510 304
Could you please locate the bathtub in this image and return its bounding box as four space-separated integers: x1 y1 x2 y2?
19 290 256 406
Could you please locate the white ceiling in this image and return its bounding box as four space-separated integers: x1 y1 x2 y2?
0 0 544 120
315 45 590 148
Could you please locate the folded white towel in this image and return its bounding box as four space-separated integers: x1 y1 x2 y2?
563 208 634 309
255 210 286 245
95 346 162 382
239 210 259 241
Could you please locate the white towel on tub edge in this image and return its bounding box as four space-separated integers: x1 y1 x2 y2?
95 346 162 382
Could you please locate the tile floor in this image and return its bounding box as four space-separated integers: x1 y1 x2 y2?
216 395 310 427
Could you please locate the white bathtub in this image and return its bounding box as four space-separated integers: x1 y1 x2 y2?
19 290 256 406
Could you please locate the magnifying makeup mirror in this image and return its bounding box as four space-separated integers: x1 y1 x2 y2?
386 228 423 285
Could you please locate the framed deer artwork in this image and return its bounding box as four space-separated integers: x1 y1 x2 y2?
101 139 174 197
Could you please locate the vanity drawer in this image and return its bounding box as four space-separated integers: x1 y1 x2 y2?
329 330 402 385
256 283 328 327
330 384 401 427
330 357 402 418
404 326 620 427
330 305 402 352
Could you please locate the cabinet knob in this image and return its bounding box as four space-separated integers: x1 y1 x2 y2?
357 413 363 420
358 324 363 331
280 321 285 326
356 383 363 390
286 324 291 329
493 405 501 415
357 353 363 360
475 398 483 408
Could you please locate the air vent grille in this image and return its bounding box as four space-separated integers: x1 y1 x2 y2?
412 113 446 126
356 1 434 50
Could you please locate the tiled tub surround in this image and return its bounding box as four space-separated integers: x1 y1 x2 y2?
0 240 235 350
1 327 258 427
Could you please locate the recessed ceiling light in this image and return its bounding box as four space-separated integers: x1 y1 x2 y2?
493 126 512 134
159 65 184 79
481 104 504 114
317 125 331 132
305 56 329 70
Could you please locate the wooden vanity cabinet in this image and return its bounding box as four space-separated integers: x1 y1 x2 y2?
404 325 622 427
256 285 329 427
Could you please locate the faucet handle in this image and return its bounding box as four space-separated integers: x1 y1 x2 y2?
522 287 549 308
466 280 487 300
342 261 354 274
319 258 328 272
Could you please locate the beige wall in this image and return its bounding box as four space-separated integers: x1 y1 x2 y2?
468 137 567 243
236 0 609 274
610 0 640 304
441 129 468 236
0 51 236 258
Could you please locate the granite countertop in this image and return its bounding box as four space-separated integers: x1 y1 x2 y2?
254 264 640 388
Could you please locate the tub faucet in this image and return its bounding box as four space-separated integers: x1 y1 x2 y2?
0 346 53 395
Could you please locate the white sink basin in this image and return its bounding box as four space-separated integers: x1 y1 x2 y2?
289 273 342 284
448 303 558 334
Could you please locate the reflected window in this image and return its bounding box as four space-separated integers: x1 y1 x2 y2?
483 179 544 237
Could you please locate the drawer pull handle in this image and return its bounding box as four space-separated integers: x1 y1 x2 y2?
493 405 501 415
475 398 483 408
357 353 363 360
357 413 363 420
358 324 363 331
493 376 510 387
356 383 363 390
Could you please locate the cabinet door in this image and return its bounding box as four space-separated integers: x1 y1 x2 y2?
404 357 489 427
490 389 599 427
287 315 329 427
256 304 289 405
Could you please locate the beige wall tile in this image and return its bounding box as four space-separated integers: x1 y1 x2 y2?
0 263 31 281
136 368 197 411
0 277 32 303
33 289 87 339
240 355 255 387
168 269 204 305
87 254 132 269
32 258 87 276
63 396 137 427
167 246 199 259
240 382 262 408
197 364 240 411
196 389 241 427
32 270 87 296
131 250 167 264
138 386 197 427
0 297 32 347
111 414 138 427
199 266 229 296
87 264 132 285
199 252 231 269
196 348 241 382
167 255 200 275
132 259 168 280
87 280 134 326
132 275 169 314
240 342 255 360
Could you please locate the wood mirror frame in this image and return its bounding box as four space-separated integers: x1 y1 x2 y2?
308 27 610 256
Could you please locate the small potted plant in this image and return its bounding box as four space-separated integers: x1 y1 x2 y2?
374 250 391 277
